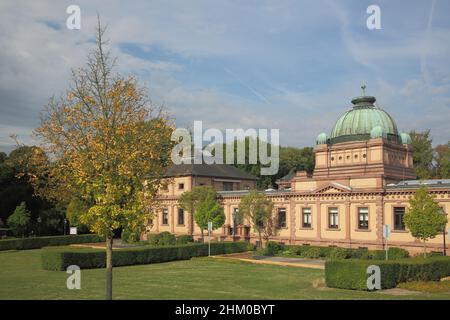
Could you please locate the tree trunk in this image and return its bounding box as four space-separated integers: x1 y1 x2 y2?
423 239 427 258
200 229 204 242
258 231 263 248
106 236 113 300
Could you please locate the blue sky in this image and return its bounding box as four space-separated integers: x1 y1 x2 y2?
0 0 449 153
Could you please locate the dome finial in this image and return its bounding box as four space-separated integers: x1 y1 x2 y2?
361 82 367 96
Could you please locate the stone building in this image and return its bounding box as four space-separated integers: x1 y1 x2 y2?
148 94 450 254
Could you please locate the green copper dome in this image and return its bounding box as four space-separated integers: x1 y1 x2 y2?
329 95 400 144
316 132 328 145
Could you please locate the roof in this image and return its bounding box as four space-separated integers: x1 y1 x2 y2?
386 179 450 189
277 168 296 182
164 163 258 181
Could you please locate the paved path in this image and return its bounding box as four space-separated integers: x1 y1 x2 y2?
214 253 326 269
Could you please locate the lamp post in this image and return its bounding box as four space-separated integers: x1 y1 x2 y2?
37 216 41 237
232 211 236 242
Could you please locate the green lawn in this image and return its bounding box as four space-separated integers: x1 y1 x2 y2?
0 249 449 300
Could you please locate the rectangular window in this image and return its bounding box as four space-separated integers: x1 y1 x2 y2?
302 208 312 228
162 208 169 225
177 208 184 225
358 207 369 230
328 207 339 229
278 208 287 228
178 183 184 190
394 207 405 230
223 182 233 191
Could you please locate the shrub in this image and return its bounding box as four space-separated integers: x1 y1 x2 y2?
7 202 31 237
147 232 177 246
121 228 141 244
262 241 284 256
42 241 252 270
279 245 408 261
159 231 176 246
329 248 351 260
304 247 322 259
387 247 409 260
0 234 102 251
325 256 450 290
176 235 194 245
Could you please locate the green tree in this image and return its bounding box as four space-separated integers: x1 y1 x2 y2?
195 195 225 238
178 186 218 240
66 197 90 233
0 152 6 163
221 137 314 189
34 21 174 299
238 190 274 247
0 146 50 225
434 142 450 179
403 186 447 257
7 201 31 237
409 130 433 179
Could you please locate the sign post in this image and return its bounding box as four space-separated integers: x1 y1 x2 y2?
208 221 212 257
383 224 390 260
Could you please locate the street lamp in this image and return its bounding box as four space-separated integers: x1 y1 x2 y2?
63 218 67 235
37 217 42 237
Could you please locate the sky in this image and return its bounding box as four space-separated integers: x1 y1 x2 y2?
1 0 450 154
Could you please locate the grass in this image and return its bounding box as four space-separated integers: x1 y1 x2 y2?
397 281 450 293
1 249 450 300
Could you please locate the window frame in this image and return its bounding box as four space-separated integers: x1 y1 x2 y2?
223 181 234 191
162 208 169 225
328 207 339 229
393 206 406 231
357 207 369 230
278 208 287 229
177 208 184 226
301 207 312 229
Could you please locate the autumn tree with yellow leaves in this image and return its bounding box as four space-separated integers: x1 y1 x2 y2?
34 20 174 299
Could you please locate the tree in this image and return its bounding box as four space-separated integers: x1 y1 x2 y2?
65 197 90 234
7 201 31 237
0 146 50 225
434 142 450 179
195 195 225 237
403 186 447 257
34 20 174 299
221 137 315 189
178 186 218 240
238 190 274 247
409 130 433 179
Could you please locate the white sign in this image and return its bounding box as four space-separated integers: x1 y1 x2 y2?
383 225 390 239
448 228 450 241
208 221 212 232
69 227 78 235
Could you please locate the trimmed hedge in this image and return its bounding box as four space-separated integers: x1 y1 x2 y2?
0 234 102 251
325 256 450 290
279 245 409 260
42 241 251 270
